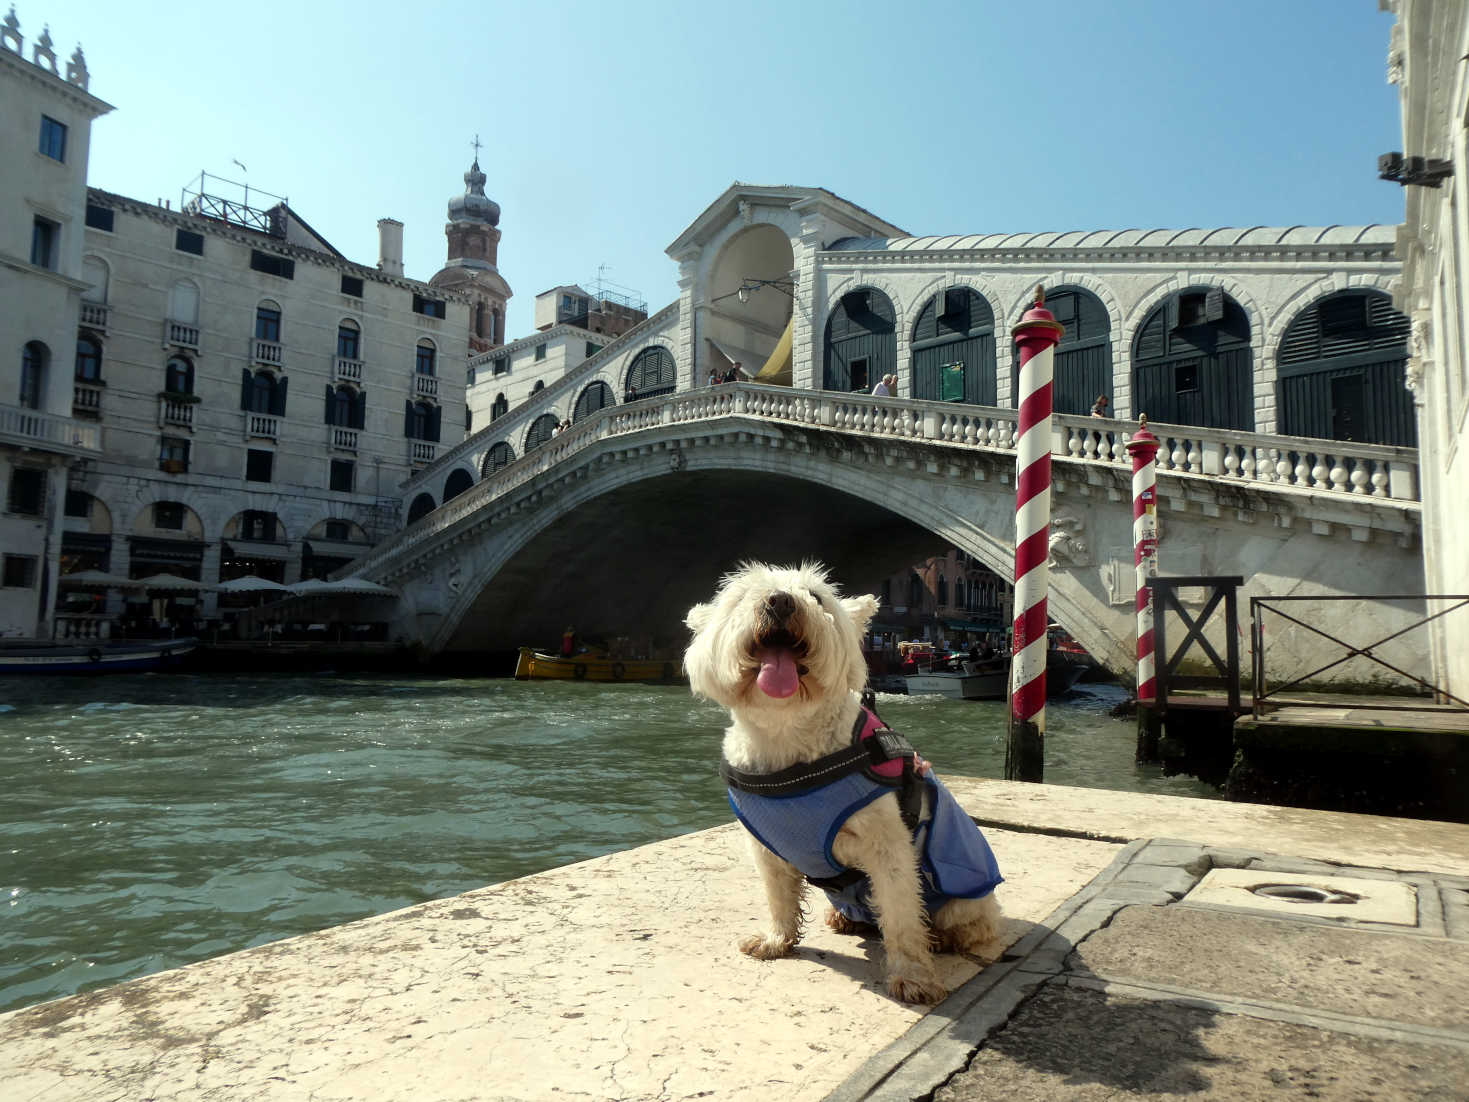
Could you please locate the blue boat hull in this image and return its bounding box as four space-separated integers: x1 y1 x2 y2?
0 639 197 674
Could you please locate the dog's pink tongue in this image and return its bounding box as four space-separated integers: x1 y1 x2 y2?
756 647 800 698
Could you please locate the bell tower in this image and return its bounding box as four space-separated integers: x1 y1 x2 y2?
431 137 512 355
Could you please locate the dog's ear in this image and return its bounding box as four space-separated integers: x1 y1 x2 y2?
841 593 879 633
685 601 715 634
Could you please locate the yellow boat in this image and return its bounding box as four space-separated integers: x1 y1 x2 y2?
513 646 683 683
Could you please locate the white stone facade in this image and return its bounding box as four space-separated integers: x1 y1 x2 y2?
64 186 469 621
0 15 109 637
1387 0 1469 699
465 324 614 436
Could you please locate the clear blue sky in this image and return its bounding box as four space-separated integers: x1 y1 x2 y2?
39 0 1403 338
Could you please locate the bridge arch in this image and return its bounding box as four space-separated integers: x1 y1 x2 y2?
910 286 998 404
525 413 560 451
1130 285 1254 429
1275 288 1414 446
481 441 515 477
573 380 615 421
706 222 795 382
824 286 897 393
407 493 435 525
442 468 475 503
1008 285 1113 416
624 345 677 401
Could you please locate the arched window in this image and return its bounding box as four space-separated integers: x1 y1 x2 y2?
937 573 948 607
624 346 676 401
404 399 439 441
525 412 560 451
168 279 199 324
955 577 966 610
1131 287 1253 430
1276 289 1414 446
416 338 437 376
166 355 194 396
250 371 274 413
82 256 108 304
491 393 509 421
824 288 896 393
1013 286 1111 414
255 300 281 341
442 467 475 502
406 493 436 525
573 380 614 420
481 441 515 476
908 573 924 609
337 320 360 360
912 287 995 404
20 341 48 409
474 301 486 339
75 336 102 382
324 384 363 428
532 380 545 393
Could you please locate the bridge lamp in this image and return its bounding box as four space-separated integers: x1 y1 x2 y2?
730 278 795 304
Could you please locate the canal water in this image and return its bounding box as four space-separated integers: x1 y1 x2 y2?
0 673 1216 1013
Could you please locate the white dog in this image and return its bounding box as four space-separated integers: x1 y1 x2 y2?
685 561 1003 1004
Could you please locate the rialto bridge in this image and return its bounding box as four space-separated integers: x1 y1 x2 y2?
346 383 1424 686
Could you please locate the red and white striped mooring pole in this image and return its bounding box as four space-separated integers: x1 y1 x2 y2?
1005 286 1064 782
1125 417 1162 705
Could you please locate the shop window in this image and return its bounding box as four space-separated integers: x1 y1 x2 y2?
153 502 185 530
245 449 274 483
8 468 45 515
2 555 37 588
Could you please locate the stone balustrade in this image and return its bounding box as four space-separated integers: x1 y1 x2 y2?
158 396 194 429
80 302 108 331
413 374 439 400
334 357 363 384
0 402 101 454
244 413 278 441
409 441 437 465
73 382 103 417
348 383 1424 582
331 427 359 452
251 338 283 367
164 320 199 350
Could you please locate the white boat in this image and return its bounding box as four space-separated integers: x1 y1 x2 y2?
905 659 1008 700
0 638 197 674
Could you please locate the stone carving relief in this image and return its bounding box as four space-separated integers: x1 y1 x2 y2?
1047 511 1090 568
1407 314 1432 396
446 558 462 596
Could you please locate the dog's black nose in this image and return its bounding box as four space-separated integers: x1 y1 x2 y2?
765 591 796 621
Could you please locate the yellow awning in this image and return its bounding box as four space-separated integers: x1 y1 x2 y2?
755 314 793 385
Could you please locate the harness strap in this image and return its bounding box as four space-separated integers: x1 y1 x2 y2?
720 710 915 796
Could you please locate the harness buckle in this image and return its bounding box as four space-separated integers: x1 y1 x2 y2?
867 728 914 765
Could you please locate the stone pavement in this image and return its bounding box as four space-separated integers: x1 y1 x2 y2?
2 782 1468 1101
829 837 1469 1101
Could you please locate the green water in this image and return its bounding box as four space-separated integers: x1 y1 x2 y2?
0 673 1214 1013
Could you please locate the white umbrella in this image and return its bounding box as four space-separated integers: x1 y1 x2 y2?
288 578 335 596
217 575 292 593
322 577 397 596
137 573 217 592
59 569 143 588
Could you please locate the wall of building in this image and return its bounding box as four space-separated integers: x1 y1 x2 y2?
1390 0 1469 698
465 324 609 432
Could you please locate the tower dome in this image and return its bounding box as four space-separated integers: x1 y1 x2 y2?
448 160 500 227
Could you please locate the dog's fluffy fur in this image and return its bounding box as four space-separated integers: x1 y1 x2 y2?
685 561 1001 1004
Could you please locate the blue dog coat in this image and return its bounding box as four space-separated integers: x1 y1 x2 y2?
721 707 1003 924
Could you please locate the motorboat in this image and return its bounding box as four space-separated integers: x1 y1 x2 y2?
513 646 683 683
905 657 1009 700
0 637 197 674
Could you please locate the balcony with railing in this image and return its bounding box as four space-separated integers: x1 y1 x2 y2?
159 396 196 430
80 302 109 331
244 412 279 441
0 403 101 455
251 338 283 368
334 356 363 384
164 319 200 350
413 373 440 400
409 440 437 465
330 426 359 452
73 382 103 418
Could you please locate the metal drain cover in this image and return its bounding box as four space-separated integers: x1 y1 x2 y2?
1185 868 1417 925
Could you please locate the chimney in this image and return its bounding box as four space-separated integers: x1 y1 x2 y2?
377 218 404 277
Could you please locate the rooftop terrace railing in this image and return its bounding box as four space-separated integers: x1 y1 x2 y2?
348 383 1423 581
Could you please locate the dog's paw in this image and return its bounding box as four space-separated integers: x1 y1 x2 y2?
825 907 866 936
886 970 948 1005
739 932 796 959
